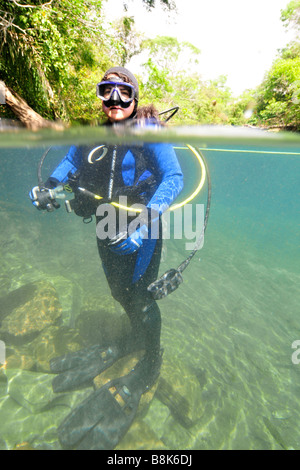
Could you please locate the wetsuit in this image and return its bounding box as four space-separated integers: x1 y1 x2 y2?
47 140 183 364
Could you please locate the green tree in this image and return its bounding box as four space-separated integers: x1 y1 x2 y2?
254 57 300 129
0 0 111 122
135 35 234 125
0 0 179 124
280 0 300 31
178 75 233 125
110 16 144 67
248 0 300 130
141 36 200 73
137 35 202 117
227 90 257 126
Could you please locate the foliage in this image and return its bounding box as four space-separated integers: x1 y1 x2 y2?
1 0 300 130
137 37 234 125
141 36 200 72
123 0 176 11
280 0 300 31
226 91 257 127
110 16 144 67
252 56 300 129
0 1 176 124
0 0 112 122
280 40 300 59
246 1 300 130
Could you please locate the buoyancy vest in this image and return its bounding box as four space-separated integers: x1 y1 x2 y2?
68 143 159 218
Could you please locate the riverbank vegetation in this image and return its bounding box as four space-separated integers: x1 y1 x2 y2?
0 0 299 130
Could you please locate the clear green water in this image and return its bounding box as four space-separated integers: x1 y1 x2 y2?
0 127 299 450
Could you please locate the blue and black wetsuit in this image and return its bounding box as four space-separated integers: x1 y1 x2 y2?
47 140 183 362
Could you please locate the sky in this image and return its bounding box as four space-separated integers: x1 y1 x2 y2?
103 0 295 96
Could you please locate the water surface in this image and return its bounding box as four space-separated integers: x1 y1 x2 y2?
0 126 299 450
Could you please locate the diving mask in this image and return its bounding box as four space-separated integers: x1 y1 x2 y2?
96 80 136 108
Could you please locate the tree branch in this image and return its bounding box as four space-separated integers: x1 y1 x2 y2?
9 0 53 9
0 11 26 35
1 81 64 131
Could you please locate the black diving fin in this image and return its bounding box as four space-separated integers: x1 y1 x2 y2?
50 335 145 393
50 344 121 393
57 353 162 450
58 375 142 449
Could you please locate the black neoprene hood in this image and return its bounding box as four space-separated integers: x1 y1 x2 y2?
101 66 139 102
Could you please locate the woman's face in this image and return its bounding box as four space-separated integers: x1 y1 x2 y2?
102 74 135 123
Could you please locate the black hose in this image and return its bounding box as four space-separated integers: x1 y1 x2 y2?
158 106 179 123
148 149 212 300
177 150 211 274
37 146 52 189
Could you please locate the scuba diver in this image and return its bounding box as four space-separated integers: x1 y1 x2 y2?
29 66 184 450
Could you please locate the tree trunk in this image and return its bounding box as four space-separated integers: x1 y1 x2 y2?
0 81 64 131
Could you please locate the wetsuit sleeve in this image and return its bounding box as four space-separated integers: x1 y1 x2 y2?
145 143 183 213
45 145 82 188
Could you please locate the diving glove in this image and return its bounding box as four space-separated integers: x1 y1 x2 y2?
108 224 148 255
107 206 160 256
29 185 63 212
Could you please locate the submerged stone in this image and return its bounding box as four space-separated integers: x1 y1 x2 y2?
30 326 83 372
75 309 131 347
0 281 62 342
0 283 37 321
116 419 166 450
157 357 204 428
5 326 83 373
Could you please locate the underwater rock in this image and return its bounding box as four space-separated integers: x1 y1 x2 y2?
27 326 83 373
156 357 204 429
0 369 91 450
0 281 62 343
43 275 78 327
0 275 12 298
80 293 116 313
5 326 83 373
3 291 131 373
13 442 36 450
116 419 166 450
4 352 36 371
7 370 68 414
0 281 86 372
75 309 131 347
0 283 37 321
156 377 194 429
30 326 83 372
0 369 8 396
